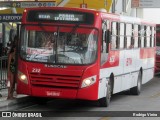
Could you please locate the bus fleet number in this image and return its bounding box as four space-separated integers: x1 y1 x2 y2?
32 68 41 73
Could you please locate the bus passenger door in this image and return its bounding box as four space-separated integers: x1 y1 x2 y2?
99 20 110 99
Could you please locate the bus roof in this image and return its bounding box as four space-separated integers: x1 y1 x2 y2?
22 7 156 26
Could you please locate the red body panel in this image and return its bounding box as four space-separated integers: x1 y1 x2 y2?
17 59 99 100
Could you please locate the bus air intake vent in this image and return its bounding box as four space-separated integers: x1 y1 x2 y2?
30 73 81 88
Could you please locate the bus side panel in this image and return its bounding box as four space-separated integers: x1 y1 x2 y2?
98 50 124 98
77 84 99 100
77 64 99 100
140 48 155 84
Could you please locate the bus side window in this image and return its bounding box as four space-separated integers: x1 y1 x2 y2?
141 26 145 48
144 26 147 47
124 23 127 48
126 23 132 49
152 27 155 47
119 23 124 49
111 22 119 50
138 25 141 48
146 26 151 47
130 24 134 48
134 24 139 48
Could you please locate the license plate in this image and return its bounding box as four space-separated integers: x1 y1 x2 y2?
46 91 61 97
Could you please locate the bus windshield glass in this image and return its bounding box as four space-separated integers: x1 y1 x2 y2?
20 25 98 65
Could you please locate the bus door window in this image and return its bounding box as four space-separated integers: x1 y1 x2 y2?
101 20 110 65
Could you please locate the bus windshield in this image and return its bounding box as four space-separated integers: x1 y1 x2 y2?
20 25 98 65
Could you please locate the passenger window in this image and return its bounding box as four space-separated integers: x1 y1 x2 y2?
134 24 138 48
120 23 124 49
146 26 151 47
141 26 145 48
138 25 141 47
151 27 155 47
111 22 119 49
126 24 132 48
144 26 147 47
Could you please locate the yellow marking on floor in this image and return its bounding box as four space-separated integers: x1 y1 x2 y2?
149 92 160 98
100 117 110 120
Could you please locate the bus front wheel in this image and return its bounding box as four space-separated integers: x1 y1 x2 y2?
98 79 112 107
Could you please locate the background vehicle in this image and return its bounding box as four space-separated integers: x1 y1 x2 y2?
155 24 160 74
16 7 156 107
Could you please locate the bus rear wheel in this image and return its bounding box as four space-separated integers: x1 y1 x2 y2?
98 80 112 107
130 71 142 95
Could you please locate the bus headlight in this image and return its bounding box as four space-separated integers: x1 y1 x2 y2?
81 75 96 88
18 71 28 84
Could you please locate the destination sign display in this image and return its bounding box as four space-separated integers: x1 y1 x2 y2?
38 13 84 22
0 14 22 22
27 10 94 24
0 1 56 8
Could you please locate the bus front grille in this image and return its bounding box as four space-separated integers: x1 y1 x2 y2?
30 73 81 88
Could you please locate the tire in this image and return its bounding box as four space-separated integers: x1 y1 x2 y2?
130 71 142 95
98 79 112 107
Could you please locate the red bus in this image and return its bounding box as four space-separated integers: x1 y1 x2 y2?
16 7 156 107
155 24 160 73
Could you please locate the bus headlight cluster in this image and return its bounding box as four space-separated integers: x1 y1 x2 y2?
18 71 28 84
81 75 96 88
